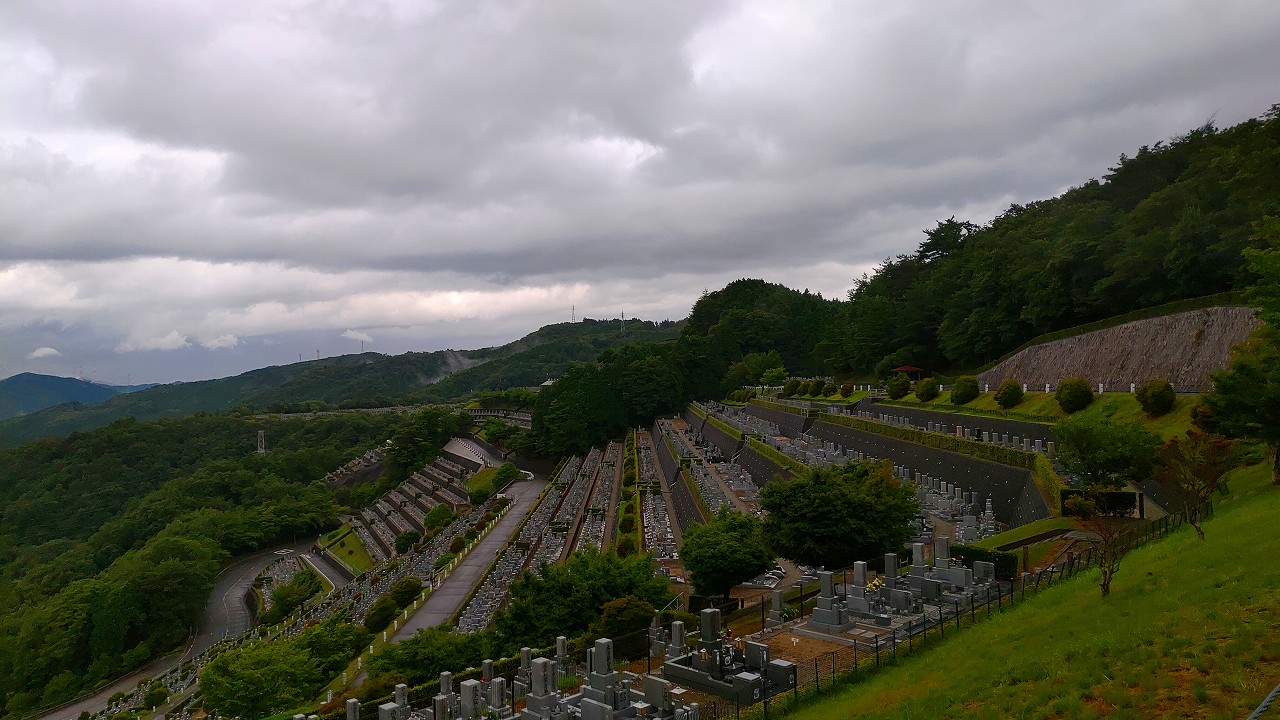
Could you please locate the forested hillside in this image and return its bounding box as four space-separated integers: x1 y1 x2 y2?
0 412 408 716
524 280 841 455
526 109 1280 456
0 319 681 448
0 373 123 420
0 355 382 448
839 109 1280 375
411 318 682 401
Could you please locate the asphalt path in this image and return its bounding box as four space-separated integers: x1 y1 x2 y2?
36 538 321 720
390 478 547 641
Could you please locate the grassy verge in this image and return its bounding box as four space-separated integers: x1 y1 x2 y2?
746 437 808 478
973 517 1081 550
321 524 375 575
688 403 708 420
785 463 1280 720
880 391 1198 440
706 414 745 441
816 412 1066 512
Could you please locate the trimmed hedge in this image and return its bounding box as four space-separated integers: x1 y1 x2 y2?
706 415 745 441
1055 377 1094 413
1060 489 1138 517
749 398 814 417
1136 378 1175 417
746 437 808 478
994 379 1024 409
915 377 939 402
951 544 1018 580
951 376 980 404
817 413 1037 469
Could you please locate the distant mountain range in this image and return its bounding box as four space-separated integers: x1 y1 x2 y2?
0 373 155 421
0 317 681 448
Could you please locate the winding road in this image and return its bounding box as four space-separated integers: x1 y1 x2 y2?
36 538 326 720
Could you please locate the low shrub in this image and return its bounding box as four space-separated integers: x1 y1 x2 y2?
1055 377 1095 413
886 372 911 400
839 381 855 397
1135 378 1175 416
914 377 939 402
951 544 1018 580
994 379 1024 409
951 376 980 404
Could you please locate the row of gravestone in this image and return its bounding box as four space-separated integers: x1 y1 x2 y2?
333 637 701 720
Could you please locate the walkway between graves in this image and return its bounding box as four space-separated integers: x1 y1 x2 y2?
391 477 549 642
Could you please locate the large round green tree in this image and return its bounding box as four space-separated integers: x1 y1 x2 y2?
760 461 918 568
679 509 773 597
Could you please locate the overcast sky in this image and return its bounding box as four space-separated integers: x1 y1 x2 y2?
3 1 1279 385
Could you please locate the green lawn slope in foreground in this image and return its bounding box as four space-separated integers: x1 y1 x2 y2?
789 463 1280 720
880 391 1197 440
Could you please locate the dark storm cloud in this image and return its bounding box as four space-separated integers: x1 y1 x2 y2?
2 0 1280 382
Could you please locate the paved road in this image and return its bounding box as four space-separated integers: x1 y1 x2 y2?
37 538 321 720
390 478 547 641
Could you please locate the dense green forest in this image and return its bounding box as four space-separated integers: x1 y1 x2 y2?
525 109 1280 456
0 412 406 717
408 318 682 401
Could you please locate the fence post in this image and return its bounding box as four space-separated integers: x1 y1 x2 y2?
830 650 836 685
814 657 819 693
874 636 880 668
891 628 897 663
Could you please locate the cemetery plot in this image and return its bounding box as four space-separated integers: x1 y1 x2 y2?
708 402 780 438
574 441 621 552
323 447 386 488
344 454 474 561
807 419 1049 528
347 636 702 720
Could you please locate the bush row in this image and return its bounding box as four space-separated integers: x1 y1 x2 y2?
816 413 1037 469
950 544 1019 580
745 437 808 478
748 398 815 417
706 415 745 441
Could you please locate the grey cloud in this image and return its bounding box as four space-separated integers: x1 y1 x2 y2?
3 0 1280 383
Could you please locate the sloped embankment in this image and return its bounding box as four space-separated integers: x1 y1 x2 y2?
978 306 1259 392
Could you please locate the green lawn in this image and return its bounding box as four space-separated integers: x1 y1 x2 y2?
321 524 375 575
972 516 1082 551
881 391 1198 440
786 462 1280 720
467 466 499 494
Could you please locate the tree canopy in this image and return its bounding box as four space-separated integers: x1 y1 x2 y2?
679 509 773 597
760 461 918 569
1055 416 1160 490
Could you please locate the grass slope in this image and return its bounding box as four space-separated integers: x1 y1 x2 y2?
880 391 1197 440
789 463 1280 720
321 525 376 575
